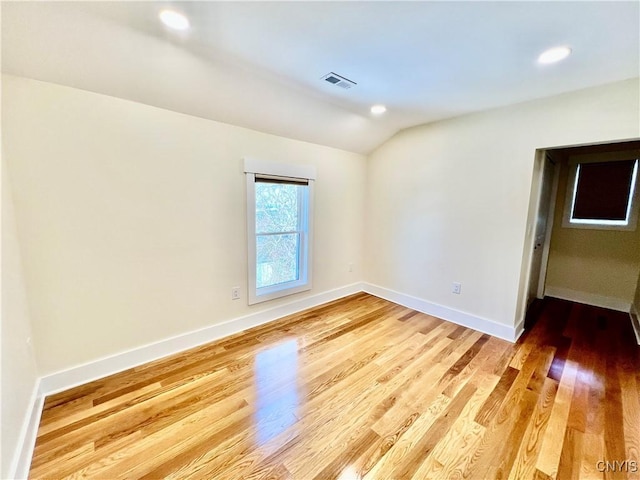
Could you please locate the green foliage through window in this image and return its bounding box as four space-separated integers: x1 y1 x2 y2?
255 182 303 289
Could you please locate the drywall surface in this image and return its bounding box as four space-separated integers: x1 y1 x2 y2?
365 78 640 330
2 2 394 155
1 159 40 477
546 156 640 308
2 75 366 376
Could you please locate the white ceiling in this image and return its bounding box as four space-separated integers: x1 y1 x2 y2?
3 1 639 154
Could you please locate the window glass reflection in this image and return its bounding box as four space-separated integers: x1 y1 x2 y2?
253 340 299 445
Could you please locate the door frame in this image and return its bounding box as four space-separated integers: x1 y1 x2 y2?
521 148 560 314
535 151 561 299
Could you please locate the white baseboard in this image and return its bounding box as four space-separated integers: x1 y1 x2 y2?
39 281 526 397
630 303 640 345
362 283 522 343
40 282 364 396
9 380 44 480
544 286 631 313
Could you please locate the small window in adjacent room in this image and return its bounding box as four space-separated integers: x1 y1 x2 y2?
563 158 639 230
244 158 315 305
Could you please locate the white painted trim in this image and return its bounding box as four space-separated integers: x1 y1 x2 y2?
246 173 314 305
243 157 316 181
630 303 640 345
521 149 546 311
9 380 43 480
545 286 631 313
538 155 560 299
40 282 363 396
38 281 526 396
362 283 522 343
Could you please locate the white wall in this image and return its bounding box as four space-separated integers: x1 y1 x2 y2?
2 75 366 376
1 159 40 478
3 74 639 383
365 78 640 332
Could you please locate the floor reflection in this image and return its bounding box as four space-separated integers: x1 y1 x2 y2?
253 339 299 445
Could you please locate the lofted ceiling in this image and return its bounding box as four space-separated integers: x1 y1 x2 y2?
2 1 639 154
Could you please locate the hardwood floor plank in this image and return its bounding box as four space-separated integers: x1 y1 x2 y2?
82 398 250 479
310 428 380 480
492 341 518 376
442 336 505 399
357 411 420 476
28 442 95 479
557 426 584 480
370 331 481 435
580 432 605 480
173 320 414 478
136 405 268 479
469 387 538 479
366 395 453 479
475 365 520 427
619 367 640 477
28 295 639 480
535 359 579 478
604 354 628 479
250 463 294 480
420 370 496 479
465 344 555 479
389 381 477 479
547 335 571 383
507 376 559 480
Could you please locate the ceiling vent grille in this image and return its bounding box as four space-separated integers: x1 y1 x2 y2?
322 72 356 89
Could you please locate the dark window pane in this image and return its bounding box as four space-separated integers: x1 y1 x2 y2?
573 160 636 221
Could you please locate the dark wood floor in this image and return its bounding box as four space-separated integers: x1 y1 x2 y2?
29 293 639 479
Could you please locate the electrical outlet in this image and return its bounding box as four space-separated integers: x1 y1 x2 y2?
231 287 240 300
452 282 462 294
348 263 354 273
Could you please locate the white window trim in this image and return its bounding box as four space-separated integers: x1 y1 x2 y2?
244 158 315 305
562 157 639 231
244 157 316 181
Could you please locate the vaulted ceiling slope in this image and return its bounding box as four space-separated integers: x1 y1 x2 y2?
2 1 639 154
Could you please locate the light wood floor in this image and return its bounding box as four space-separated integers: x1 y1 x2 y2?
30 293 640 479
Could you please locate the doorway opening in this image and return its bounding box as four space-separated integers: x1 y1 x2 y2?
523 139 640 340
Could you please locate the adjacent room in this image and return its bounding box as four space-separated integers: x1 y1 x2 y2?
2 2 639 479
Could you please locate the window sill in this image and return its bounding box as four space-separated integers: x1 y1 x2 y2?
248 282 312 305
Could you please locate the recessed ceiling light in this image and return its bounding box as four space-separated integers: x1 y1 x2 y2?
371 105 387 115
538 46 572 64
159 9 190 31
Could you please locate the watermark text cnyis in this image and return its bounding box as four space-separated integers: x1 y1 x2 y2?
596 460 638 473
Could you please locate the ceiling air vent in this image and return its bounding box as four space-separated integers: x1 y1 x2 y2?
322 72 356 89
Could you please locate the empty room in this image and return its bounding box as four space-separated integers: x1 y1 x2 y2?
2 1 640 479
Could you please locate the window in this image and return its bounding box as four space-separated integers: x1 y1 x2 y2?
563 158 639 230
245 158 315 304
